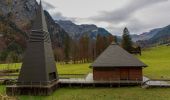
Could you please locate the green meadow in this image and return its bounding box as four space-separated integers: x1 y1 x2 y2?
0 63 91 74
0 45 170 99
57 63 91 74
139 45 170 79
1 86 170 100
0 45 169 78
15 87 170 100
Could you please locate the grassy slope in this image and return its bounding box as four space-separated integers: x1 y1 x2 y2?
139 45 170 79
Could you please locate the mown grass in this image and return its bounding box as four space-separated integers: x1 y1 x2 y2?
0 87 169 100
57 63 91 74
0 63 21 70
0 85 6 95
0 63 91 74
138 45 170 79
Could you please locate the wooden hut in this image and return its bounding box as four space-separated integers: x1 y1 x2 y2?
90 43 147 81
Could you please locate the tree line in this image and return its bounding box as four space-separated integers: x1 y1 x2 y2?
0 26 141 64
56 27 141 64
54 34 116 64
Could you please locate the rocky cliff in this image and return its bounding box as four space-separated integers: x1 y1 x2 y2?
0 0 69 48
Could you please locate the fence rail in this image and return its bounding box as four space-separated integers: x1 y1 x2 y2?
59 74 86 79
142 78 170 88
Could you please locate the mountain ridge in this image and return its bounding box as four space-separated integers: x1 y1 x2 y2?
131 28 162 42
56 20 112 39
132 25 170 47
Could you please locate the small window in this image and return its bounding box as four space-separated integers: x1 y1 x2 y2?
49 72 56 81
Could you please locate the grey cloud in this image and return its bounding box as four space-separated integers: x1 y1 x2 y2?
106 18 160 35
51 12 78 22
88 0 169 35
42 1 56 10
90 0 168 23
40 0 169 36
125 19 149 34
41 1 67 20
51 12 67 20
106 26 122 35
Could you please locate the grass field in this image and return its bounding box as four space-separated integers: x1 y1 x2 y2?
139 45 170 79
1 86 170 100
0 45 169 78
0 63 91 74
0 45 170 100
57 63 91 74
18 87 170 100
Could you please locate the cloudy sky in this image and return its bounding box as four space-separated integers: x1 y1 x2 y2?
36 0 170 35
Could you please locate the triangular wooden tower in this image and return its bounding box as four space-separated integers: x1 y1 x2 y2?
18 0 58 84
7 1 59 95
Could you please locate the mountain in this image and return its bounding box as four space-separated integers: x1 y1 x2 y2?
56 20 111 39
0 0 38 30
0 0 69 48
133 25 170 47
81 28 111 39
44 11 69 47
0 0 69 61
147 25 170 44
0 14 28 61
131 28 162 42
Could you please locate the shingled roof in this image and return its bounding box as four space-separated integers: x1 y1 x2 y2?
91 43 147 68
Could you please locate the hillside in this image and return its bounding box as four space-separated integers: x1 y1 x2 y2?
56 20 111 39
131 28 161 42
0 0 38 30
0 15 27 61
0 0 69 48
148 25 170 44
139 45 170 79
132 25 170 47
0 0 70 62
44 11 69 47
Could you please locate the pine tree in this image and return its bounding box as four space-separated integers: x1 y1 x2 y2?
121 27 133 53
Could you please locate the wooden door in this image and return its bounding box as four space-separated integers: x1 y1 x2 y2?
120 69 129 80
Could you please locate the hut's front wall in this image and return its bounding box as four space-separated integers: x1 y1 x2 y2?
93 67 142 81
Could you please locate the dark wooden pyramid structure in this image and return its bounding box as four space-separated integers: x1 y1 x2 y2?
6 1 59 95
18 1 58 85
